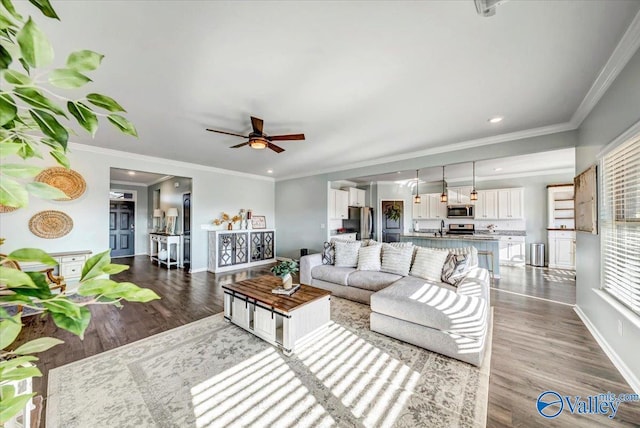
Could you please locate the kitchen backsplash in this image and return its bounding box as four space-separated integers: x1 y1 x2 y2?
413 219 526 232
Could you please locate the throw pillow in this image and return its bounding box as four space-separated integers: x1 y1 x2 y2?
380 245 413 276
387 242 413 248
410 247 450 282
322 242 335 265
448 246 478 270
334 241 362 267
441 253 469 286
357 244 382 271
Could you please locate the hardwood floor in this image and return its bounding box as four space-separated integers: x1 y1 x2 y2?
15 257 640 426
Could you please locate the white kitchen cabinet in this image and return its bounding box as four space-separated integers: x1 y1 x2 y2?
475 190 498 219
427 193 447 219
498 236 525 266
412 195 428 219
447 186 473 205
347 187 366 207
328 189 349 219
548 230 575 269
498 188 524 219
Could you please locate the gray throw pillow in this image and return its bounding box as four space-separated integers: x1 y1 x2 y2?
334 241 362 267
441 253 469 286
322 242 335 265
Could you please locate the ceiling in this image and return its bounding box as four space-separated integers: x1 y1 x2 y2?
110 168 173 186
37 1 640 179
349 148 575 184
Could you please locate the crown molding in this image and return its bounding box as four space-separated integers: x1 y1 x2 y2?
69 142 275 182
571 10 640 127
276 121 575 182
147 175 175 186
109 180 148 187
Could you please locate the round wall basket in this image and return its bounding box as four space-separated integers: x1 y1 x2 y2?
0 204 19 214
35 167 86 201
29 210 73 239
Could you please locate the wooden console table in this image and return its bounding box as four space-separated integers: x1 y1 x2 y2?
222 275 331 356
18 250 92 283
149 233 182 269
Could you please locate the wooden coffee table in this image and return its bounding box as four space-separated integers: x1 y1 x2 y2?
222 275 331 355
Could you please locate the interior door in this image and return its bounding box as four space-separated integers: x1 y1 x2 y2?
110 201 135 257
381 200 403 243
182 192 191 269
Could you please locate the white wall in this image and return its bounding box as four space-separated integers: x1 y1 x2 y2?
2 144 275 272
575 47 640 391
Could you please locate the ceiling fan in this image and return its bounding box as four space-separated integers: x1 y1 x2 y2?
206 116 305 153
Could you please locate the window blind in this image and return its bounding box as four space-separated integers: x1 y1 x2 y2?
601 135 640 315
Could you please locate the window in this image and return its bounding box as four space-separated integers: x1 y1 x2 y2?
601 135 640 315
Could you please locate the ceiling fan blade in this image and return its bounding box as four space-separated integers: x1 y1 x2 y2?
251 116 264 134
268 142 285 153
269 133 305 141
206 129 248 138
229 141 250 148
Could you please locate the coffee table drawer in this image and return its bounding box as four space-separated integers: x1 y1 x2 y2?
253 305 276 342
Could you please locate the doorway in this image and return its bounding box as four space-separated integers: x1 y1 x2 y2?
381 200 403 243
110 200 135 257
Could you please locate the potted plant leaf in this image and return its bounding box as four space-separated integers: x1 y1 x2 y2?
270 260 299 290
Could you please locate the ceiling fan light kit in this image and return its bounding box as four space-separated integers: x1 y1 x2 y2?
206 116 305 154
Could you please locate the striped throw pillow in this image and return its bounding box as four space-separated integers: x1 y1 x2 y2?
334 241 362 267
381 245 413 276
357 244 382 271
410 247 450 282
322 242 335 265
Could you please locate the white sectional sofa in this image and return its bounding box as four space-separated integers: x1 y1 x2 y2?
300 247 491 366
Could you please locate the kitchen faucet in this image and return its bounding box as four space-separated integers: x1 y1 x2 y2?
439 220 445 237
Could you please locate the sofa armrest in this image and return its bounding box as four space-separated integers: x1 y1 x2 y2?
300 253 323 285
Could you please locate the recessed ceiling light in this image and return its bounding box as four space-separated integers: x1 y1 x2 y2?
396 171 401 174
488 116 503 124
128 171 136 175
494 167 503 172
267 169 273 174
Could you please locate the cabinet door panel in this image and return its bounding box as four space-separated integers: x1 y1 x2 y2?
263 232 274 259
234 233 248 264
498 190 510 219
510 189 524 219
218 234 235 266
251 232 264 261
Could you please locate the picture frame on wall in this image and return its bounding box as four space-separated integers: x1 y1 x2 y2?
574 164 597 234
251 215 266 229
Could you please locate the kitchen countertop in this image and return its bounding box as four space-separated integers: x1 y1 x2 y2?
402 233 500 241
411 229 526 237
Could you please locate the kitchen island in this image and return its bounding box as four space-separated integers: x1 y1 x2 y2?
400 233 500 278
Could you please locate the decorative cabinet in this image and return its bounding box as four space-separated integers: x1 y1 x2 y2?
347 187 366 207
19 250 91 285
250 231 274 262
412 193 446 220
548 230 576 269
497 188 524 219
498 236 525 266
207 229 276 273
150 233 182 269
475 190 498 219
447 186 473 205
328 189 349 219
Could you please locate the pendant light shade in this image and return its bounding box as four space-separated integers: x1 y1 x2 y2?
470 161 478 201
440 165 448 203
414 169 421 204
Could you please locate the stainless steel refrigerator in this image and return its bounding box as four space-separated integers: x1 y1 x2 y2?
347 207 374 240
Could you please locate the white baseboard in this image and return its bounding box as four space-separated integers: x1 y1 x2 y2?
574 305 640 393
189 267 208 273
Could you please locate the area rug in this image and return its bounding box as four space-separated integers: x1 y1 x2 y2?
47 298 492 428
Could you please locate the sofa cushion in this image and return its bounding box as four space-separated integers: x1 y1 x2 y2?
311 265 355 286
322 242 335 265
410 247 449 282
347 270 402 292
357 244 382 271
380 245 413 276
334 241 362 267
456 267 491 303
370 276 487 336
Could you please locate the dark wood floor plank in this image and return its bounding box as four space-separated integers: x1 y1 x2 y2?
12 257 640 427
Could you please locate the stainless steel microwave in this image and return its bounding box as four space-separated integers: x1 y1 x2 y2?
447 205 474 219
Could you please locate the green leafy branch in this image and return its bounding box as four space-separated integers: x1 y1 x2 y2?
0 0 137 209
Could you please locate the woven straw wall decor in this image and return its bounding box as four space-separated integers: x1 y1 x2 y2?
0 205 19 213
35 167 86 201
29 211 73 239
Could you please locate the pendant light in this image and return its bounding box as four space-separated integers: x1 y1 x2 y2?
440 165 448 203
414 169 421 204
470 161 478 201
